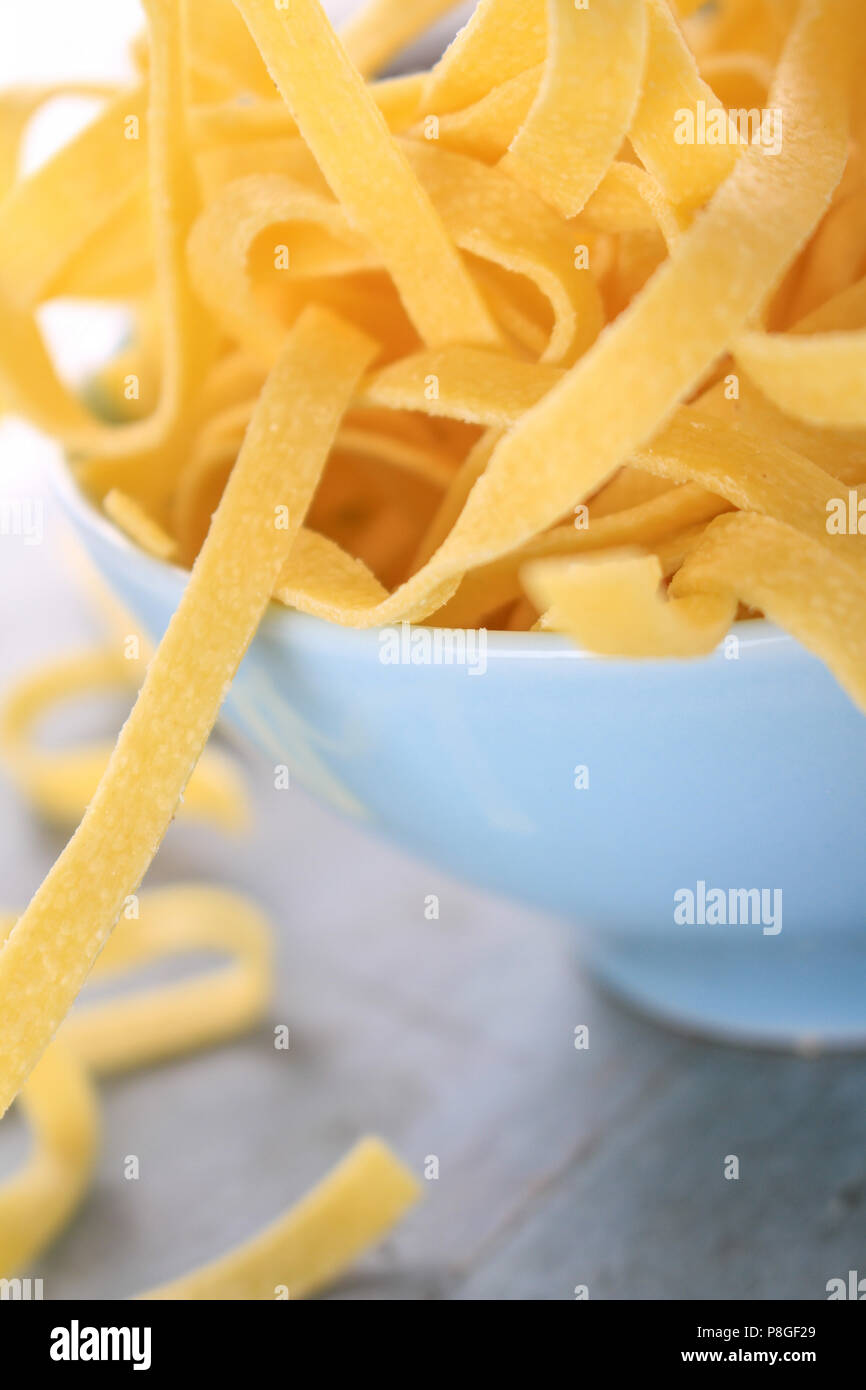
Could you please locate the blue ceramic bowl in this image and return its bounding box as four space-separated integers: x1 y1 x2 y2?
55 463 866 1049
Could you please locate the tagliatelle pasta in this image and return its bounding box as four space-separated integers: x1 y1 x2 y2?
500 0 647 219
734 327 866 427
0 892 419 1295
0 652 249 830
0 1029 99 1277
142 1137 420 1301
2 0 866 1301
233 0 501 350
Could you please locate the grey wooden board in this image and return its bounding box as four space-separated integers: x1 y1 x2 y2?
2 448 866 1303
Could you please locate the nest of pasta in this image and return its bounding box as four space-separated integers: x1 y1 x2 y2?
2 0 866 696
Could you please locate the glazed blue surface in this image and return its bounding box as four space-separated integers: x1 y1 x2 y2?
57 465 866 1047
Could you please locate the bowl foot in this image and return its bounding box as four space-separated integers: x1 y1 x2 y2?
588 937 866 1052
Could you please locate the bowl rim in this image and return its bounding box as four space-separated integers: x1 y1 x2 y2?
53 454 794 663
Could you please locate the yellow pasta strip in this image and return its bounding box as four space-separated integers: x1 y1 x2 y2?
340 0 465 79
671 512 866 711
630 409 866 567
629 0 739 211
187 171 375 364
0 88 148 309
429 64 540 163
190 73 427 153
734 328 866 427
336 423 456 489
501 0 647 219
437 482 730 628
696 371 866 487
583 162 685 249
184 0 277 101
424 0 546 116
411 429 501 572
57 195 154 302
0 306 375 1119
0 651 250 832
0 1032 99 1276
61 886 273 1075
360 346 562 425
401 141 604 363
274 528 389 620
141 1137 420 1300
232 0 501 350
523 551 736 657
0 0 210 459
0 888 418 1297
104 489 178 561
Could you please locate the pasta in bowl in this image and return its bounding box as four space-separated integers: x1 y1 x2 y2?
58 458 866 1046
2 0 866 1292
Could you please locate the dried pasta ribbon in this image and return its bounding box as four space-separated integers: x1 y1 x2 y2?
60 886 273 1075
0 651 249 831
629 0 738 211
424 0 546 116
141 1138 420 1301
340 0 464 79
0 0 207 459
425 64 540 162
0 306 375 1120
734 328 866 428
672 512 866 711
400 140 604 363
439 482 730 628
104 489 178 561
523 551 737 657
501 0 647 220
0 1028 99 1277
0 892 419 1295
0 88 149 309
232 0 502 350
186 172 375 365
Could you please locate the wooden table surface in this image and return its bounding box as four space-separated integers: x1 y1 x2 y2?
2 445 865 1302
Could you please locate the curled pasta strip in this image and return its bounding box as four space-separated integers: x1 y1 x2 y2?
672 512 866 710
340 0 465 80
141 1137 419 1301
0 893 419 1295
438 482 730 628
501 0 647 220
0 1 208 459
524 551 737 658
232 0 501 350
734 328 866 428
423 0 546 117
0 1027 99 1278
0 652 249 832
187 172 376 364
60 886 273 1075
